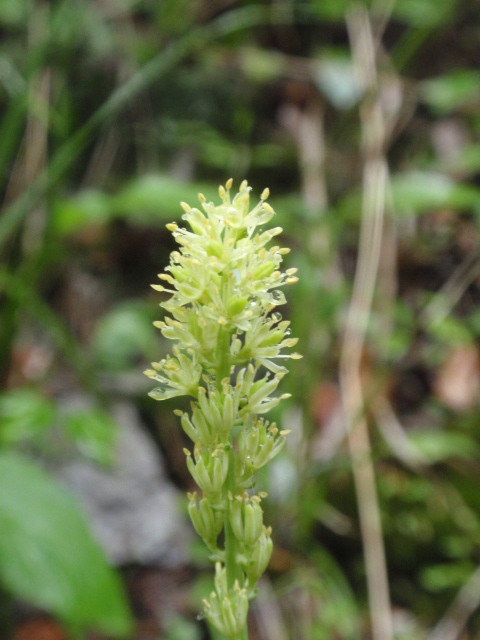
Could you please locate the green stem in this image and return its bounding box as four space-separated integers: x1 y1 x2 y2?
216 325 238 587
216 326 249 639
216 326 231 390
224 446 249 640
224 447 241 588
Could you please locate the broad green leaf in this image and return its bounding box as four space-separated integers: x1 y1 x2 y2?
455 143 480 174
309 0 352 20
308 548 360 638
91 301 157 371
196 134 239 171
113 174 216 224
163 614 202 640
0 451 133 637
0 0 28 25
154 0 201 35
391 171 480 212
393 0 456 27
428 314 473 345
420 70 480 114
421 561 474 591
239 47 284 82
53 189 112 235
0 388 55 446
250 142 288 167
440 534 474 559
374 302 416 361
466 308 480 336
50 1 114 56
64 408 118 466
409 429 479 462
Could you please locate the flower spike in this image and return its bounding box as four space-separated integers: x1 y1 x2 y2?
146 181 299 637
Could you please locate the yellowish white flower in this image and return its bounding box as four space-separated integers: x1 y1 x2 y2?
146 180 299 638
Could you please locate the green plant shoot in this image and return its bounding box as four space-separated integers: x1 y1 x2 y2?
145 179 300 639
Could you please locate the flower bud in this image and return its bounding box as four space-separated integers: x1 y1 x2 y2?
243 527 273 585
188 494 223 550
227 295 248 317
237 419 287 476
185 447 228 495
252 261 276 280
257 329 285 347
229 495 263 546
203 563 249 637
177 410 198 442
241 375 281 415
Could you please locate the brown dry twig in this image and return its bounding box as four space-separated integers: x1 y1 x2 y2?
339 4 401 640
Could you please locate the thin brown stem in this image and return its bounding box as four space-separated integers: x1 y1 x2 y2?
339 5 396 640
427 565 480 640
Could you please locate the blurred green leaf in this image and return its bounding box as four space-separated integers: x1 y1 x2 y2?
421 561 474 591
428 314 473 345
391 171 480 212
250 142 289 167
163 614 202 640
309 0 351 21
239 47 284 83
0 451 133 636
377 301 416 360
53 189 112 235
0 0 28 25
438 142 480 176
420 70 480 114
440 534 474 559
409 429 479 462
92 300 157 371
154 0 200 35
393 0 456 27
269 192 305 231
53 176 220 234
0 388 55 447
310 548 360 639
466 308 480 337
55 1 116 58
196 134 239 171
64 408 117 466
113 174 216 224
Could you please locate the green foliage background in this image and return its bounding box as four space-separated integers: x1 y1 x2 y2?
1 0 480 638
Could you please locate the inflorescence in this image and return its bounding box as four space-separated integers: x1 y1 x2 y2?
145 179 299 638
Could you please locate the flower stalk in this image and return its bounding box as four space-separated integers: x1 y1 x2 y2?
145 179 299 638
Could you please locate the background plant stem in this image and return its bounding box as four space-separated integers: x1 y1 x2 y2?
339 5 396 640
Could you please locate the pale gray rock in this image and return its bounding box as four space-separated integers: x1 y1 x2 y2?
57 401 190 566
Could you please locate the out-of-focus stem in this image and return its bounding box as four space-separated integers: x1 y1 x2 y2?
340 5 395 640
427 564 480 640
339 157 393 640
